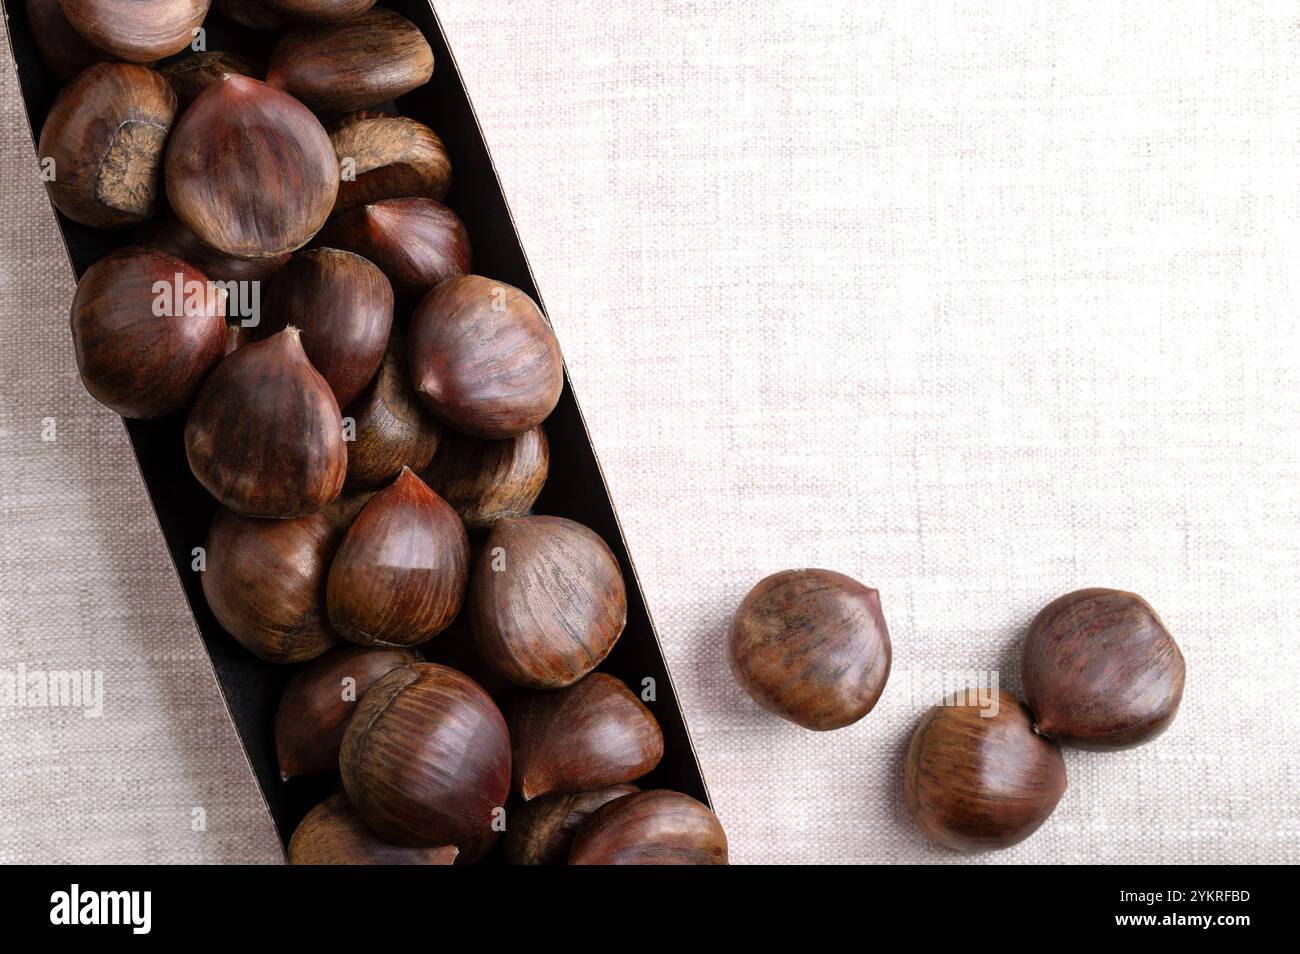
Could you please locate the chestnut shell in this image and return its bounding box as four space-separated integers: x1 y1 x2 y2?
331 112 451 216
569 790 729 865
26 0 106 81
903 690 1067 852
1021 588 1185 750
289 794 457 865
421 425 549 528
503 784 638 865
158 50 261 107
60 0 210 63
344 334 442 489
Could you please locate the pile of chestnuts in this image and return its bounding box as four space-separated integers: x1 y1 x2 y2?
36 0 725 865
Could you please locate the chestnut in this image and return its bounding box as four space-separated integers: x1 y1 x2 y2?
409 275 564 439
201 506 340 663
185 327 347 518
38 62 177 229
904 690 1067 852
1022 588 1185 750
326 468 469 647
275 643 418 779
214 0 286 29
470 516 626 689
421 426 549 528
166 75 339 260
25 0 105 82
509 673 663 800
316 198 470 304
70 247 226 419
344 334 442 490
289 794 457 865
60 0 210 63
260 248 393 409
568 790 728 865
158 51 261 108
340 662 511 854
259 0 376 24
728 568 892 731
330 112 451 217
267 8 435 113
503 784 638 866
224 322 253 355
137 213 291 285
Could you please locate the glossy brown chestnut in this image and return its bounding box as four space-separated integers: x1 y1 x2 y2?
904 690 1067 852
137 213 291 285
503 784 638 866
470 516 626 689
38 62 177 229
344 335 442 489
25 0 105 81
166 75 338 260
260 0 376 24
158 50 260 107
60 0 209 63
275 642 418 779
1022 588 1185 751
728 568 892 731
215 0 286 29
267 8 434 113
260 248 393 409
70 247 226 419
509 673 663 800
289 794 457 865
409 276 563 439
201 506 340 663
340 662 511 852
330 112 451 216
569 790 729 866
327 468 469 647
421 426 548 528
315 198 470 303
185 327 347 518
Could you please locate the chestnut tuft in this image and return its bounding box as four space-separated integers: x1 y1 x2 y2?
158 51 261 108
166 75 339 260
259 0 376 24
289 794 457 865
326 468 469 647
344 334 442 489
503 784 638 866
201 506 340 663
728 568 892 731
185 327 347 518
509 673 663 800
340 662 511 853
330 112 451 217
904 690 1067 852
60 0 210 63
569 790 728 865
137 213 291 284
260 248 393 409
25 0 105 82
421 425 549 528
316 197 470 304
38 62 177 229
470 516 626 689
1022 588 1185 751
267 8 435 113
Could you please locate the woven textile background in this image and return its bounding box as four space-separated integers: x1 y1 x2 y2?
3 1 1298 864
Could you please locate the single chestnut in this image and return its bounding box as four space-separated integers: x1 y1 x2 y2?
421 426 548 528
289 794 457 865
409 275 564 439
470 516 626 689
509 673 663 800
1022 588 1185 750
503 784 638 866
316 198 470 303
569 790 728 866
185 327 347 518
201 506 340 663
137 213 291 285
70 247 226 419
728 568 892 731
260 248 393 409
344 334 442 489
267 8 435 113
259 0 376 24
214 0 286 29
38 62 177 229
275 642 418 779
25 0 105 81
904 690 1067 852
158 51 261 108
327 468 469 647
340 662 511 853
60 0 209 63
330 112 451 216
166 75 339 260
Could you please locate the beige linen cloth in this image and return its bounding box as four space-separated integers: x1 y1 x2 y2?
2 1 1298 864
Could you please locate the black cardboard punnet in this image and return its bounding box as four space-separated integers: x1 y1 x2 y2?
3 0 710 855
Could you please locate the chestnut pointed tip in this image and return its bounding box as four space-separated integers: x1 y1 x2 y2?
279 771 292 783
